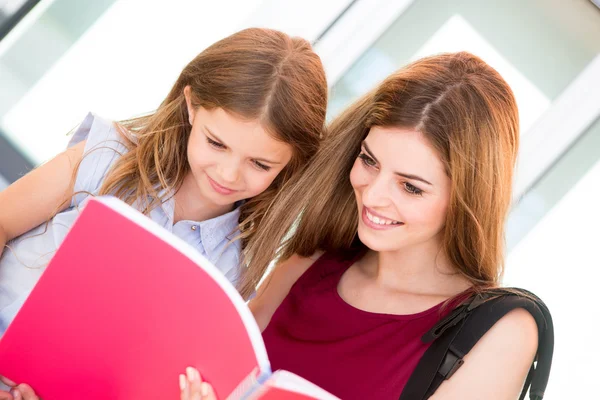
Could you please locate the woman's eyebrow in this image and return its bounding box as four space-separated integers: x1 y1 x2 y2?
362 141 433 186
394 172 433 186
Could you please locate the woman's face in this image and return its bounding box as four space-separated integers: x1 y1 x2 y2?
349 126 451 253
184 87 293 208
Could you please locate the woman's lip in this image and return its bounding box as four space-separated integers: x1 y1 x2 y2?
361 207 403 230
364 207 398 221
206 174 237 195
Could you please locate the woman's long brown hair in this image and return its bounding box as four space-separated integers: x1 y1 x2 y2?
245 52 519 295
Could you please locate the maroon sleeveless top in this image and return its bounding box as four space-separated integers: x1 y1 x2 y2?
262 250 463 400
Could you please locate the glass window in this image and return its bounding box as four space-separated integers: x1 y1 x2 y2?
0 0 278 165
0 0 118 163
0 0 36 38
0 173 7 190
504 115 600 399
0 0 352 169
329 0 600 132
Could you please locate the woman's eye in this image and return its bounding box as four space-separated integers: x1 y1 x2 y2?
404 182 423 196
253 160 271 171
207 137 226 149
358 152 376 168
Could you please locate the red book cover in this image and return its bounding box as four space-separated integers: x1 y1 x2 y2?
0 197 339 400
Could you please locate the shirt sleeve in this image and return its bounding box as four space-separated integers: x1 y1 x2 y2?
67 112 129 207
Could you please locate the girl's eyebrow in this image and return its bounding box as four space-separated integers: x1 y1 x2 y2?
362 141 433 186
204 125 282 165
203 125 226 145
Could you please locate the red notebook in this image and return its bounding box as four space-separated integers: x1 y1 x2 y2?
0 197 339 400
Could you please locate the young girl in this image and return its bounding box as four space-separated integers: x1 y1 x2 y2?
0 27 328 398
182 52 542 400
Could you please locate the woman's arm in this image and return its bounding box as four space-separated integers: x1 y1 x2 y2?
248 251 322 332
430 308 539 400
0 141 86 257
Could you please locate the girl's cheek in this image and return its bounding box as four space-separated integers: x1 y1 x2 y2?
246 171 272 195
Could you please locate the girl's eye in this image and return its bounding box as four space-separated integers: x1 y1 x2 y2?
253 160 271 171
404 182 423 196
358 152 377 168
207 137 226 149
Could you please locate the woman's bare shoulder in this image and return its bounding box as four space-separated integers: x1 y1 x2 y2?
249 251 324 331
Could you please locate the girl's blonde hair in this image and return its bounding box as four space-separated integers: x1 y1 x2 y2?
92 28 328 298
244 52 519 295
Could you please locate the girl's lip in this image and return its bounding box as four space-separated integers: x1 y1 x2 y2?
361 207 403 230
206 174 237 195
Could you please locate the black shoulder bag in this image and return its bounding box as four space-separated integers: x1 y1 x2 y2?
399 288 554 400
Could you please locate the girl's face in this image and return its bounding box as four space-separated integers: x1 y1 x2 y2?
349 126 451 253
185 88 293 207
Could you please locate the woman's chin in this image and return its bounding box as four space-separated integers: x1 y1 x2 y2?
357 229 395 252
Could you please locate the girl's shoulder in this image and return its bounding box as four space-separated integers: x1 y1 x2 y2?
69 112 118 145
68 112 131 207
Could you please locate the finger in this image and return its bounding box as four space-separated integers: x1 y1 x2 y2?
0 389 14 400
179 374 189 400
15 385 37 400
0 377 16 387
179 374 187 400
186 367 203 400
201 382 217 400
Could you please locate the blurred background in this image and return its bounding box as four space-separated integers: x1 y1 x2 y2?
1 0 599 397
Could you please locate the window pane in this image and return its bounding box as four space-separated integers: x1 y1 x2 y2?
329 0 600 134
504 115 600 399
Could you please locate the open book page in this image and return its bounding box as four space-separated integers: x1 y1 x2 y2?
0 197 270 400
249 370 340 400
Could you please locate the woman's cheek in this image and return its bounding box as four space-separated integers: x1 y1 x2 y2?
349 160 364 189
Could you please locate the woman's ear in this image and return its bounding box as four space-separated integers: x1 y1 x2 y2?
183 85 195 125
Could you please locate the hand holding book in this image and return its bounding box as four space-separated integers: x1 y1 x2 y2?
0 375 38 400
180 367 217 400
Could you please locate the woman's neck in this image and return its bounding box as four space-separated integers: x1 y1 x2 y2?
173 172 235 224
358 240 471 298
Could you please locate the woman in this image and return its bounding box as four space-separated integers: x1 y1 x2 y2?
184 51 540 400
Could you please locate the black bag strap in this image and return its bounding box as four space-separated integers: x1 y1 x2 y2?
399 288 554 400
